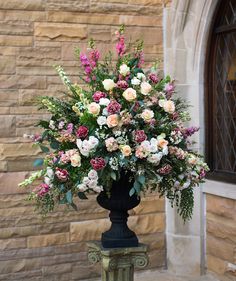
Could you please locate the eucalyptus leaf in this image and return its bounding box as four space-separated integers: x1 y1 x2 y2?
129 187 136 196
66 190 73 204
33 158 44 167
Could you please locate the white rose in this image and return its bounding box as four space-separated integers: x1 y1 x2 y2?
46 167 54 179
97 116 107 126
88 102 100 116
137 73 146 81
102 79 116 91
88 180 98 189
147 152 163 164
119 64 130 76
93 185 103 193
102 108 108 116
77 184 87 192
44 176 51 186
88 136 99 148
140 81 152 95
70 153 81 167
141 109 154 121
150 138 158 153
131 77 141 85
99 98 110 106
158 99 165 108
88 170 98 180
82 177 90 185
163 100 175 114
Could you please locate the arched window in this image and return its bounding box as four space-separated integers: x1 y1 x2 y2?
206 0 236 183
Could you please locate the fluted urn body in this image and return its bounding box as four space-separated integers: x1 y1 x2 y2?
97 172 140 248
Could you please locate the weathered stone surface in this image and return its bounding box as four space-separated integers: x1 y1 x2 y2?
1 11 46 21
34 23 87 40
48 11 162 27
17 47 61 63
207 255 227 276
42 263 72 276
0 56 15 74
207 236 234 262
0 172 29 194
27 232 70 248
0 22 33 36
0 0 45 10
46 0 89 12
206 194 235 219
0 115 16 137
0 75 46 89
88 25 111 42
0 143 41 160
133 196 165 214
0 238 26 250
0 90 18 106
0 35 32 46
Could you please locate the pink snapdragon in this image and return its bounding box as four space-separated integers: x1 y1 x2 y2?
116 33 125 57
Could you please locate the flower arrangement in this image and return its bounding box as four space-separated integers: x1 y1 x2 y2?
19 26 208 221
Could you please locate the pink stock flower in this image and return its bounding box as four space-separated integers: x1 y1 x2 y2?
107 100 122 114
76 126 89 139
90 49 100 63
90 157 106 171
149 73 159 84
159 164 172 175
33 183 50 197
55 168 69 181
66 123 74 134
134 130 147 143
116 80 128 89
92 91 107 102
116 35 125 57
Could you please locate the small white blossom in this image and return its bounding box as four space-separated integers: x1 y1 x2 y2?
97 116 107 126
99 98 110 106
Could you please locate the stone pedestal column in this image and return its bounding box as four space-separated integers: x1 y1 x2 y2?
87 242 148 281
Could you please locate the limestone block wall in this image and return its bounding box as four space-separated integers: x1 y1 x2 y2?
0 0 167 280
206 194 236 281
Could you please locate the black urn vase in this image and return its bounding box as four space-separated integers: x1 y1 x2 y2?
97 172 140 248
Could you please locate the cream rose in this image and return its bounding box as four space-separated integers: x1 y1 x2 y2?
120 145 132 156
88 102 100 116
119 64 130 76
140 81 152 95
141 109 154 121
70 153 81 167
102 79 116 91
106 114 119 128
163 100 175 114
122 88 137 102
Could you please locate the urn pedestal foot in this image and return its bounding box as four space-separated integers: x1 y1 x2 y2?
87 241 149 281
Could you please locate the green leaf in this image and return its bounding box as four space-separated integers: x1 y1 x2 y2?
129 187 136 196
71 202 78 211
77 192 88 200
137 175 145 185
59 196 67 204
50 141 60 150
39 145 50 153
133 180 141 193
110 171 116 181
33 158 44 167
66 190 73 204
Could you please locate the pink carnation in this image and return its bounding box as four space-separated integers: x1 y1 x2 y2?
55 168 69 181
117 80 128 89
134 130 147 143
90 157 106 171
33 183 50 197
92 91 107 102
107 100 122 114
76 126 89 139
159 164 172 175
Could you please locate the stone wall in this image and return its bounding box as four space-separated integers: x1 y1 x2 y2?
0 0 167 280
206 194 236 281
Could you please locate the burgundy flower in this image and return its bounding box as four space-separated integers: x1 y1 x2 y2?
92 91 107 102
33 183 50 197
199 168 206 179
159 164 172 175
149 73 159 84
55 168 69 181
172 112 179 120
90 157 106 171
134 130 147 143
76 126 89 139
182 126 199 138
133 101 140 112
117 80 128 89
107 100 122 114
